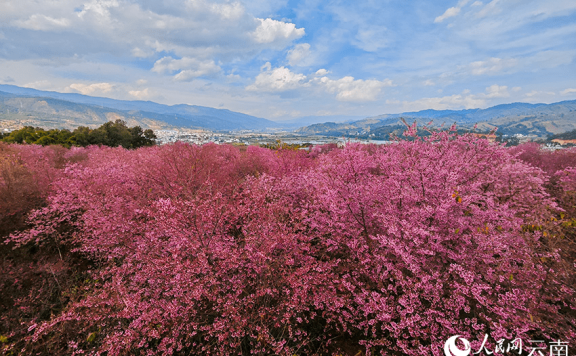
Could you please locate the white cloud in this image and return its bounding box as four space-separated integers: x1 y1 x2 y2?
484 84 509 98
252 18 305 45
247 63 393 102
451 0 576 42
467 57 518 75
2 0 575 120
173 69 218 81
131 47 154 58
13 14 70 31
69 82 114 95
523 50 575 70
226 73 242 82
434 0 472 24
475 0 501 18
495 24 576 51
128 88 151 99
0 1 305 64
260 62 272 71
446 51 575 80
316 76 393 102
77 0 119 19
23 80 54 91
206 1 244 20
322 4 389 52
435 7 461 23
401 84 513 111
403 93 486 111
523 90 556 102
352 25 388 52
287 43 311 66
560 88 576 95
246 63 307 92
152 57 221 80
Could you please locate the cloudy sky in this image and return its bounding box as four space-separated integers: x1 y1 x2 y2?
1 0 575 120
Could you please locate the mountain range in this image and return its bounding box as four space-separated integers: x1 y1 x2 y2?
296 101 576 138
1 84 575 137
0 84 274 131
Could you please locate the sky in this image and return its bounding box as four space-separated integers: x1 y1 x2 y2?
1 0 576 121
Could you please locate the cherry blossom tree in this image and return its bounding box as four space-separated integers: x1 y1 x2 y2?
3 134 575 355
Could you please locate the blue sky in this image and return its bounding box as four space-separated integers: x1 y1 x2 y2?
1 0 575 120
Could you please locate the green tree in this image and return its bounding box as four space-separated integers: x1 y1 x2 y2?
71 126 91 146
34 135 56 146
2 121 156 148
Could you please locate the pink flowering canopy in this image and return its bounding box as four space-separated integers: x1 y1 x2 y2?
2 132 575 355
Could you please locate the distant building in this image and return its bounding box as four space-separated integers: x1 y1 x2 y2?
552 139 576 146
471 133 498 143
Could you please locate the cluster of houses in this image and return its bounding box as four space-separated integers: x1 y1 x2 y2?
470 132 576 147
154 130 246 145
550 138 576 146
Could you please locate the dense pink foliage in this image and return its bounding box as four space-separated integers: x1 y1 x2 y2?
0 144 61 234
0 143 92 354
512 143 576 218
510 143 576 176
3 135 576 355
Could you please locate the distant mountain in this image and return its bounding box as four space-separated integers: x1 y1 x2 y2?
276 115 366 128
0 85 275 131
0 92 169 131
296 100 576 138
3 84 575 137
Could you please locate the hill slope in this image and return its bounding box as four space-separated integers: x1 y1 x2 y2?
0 85 275 131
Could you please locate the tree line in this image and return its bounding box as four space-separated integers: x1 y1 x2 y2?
0 120 156 148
